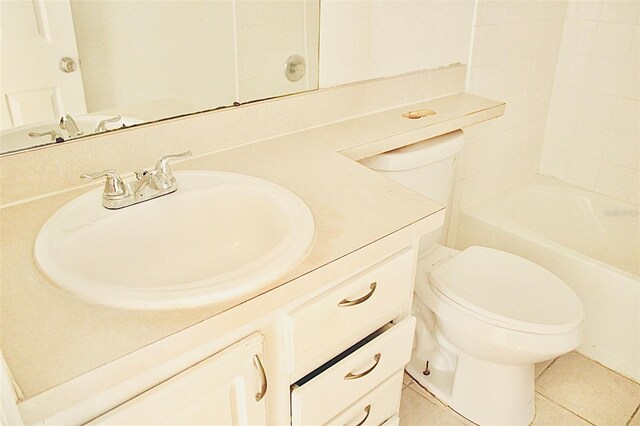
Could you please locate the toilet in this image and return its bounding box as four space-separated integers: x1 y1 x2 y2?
359 131 584 426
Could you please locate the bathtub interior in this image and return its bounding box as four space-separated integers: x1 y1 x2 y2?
455 174 640 382
471 175 638 275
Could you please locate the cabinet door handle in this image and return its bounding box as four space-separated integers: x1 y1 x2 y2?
352 404 371 426
338 282 377 307
344 353 381 380
253 354 267 401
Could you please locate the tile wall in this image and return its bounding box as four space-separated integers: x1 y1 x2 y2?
539 0 639 204
236 0 319 102
72 0 319 112
449 0 567 242
319 0 475 87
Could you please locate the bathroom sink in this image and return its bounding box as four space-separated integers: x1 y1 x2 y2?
0 114 143 153
34 171 315 309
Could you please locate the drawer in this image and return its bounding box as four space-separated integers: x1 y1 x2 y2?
291 316 416 426
326 370 403 426
288 248 416 378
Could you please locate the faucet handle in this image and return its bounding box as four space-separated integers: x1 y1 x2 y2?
94 115 122 133
81 170 126 198
154 151 192 180
28 130 65 142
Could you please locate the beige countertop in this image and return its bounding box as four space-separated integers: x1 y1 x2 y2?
0 92 504 405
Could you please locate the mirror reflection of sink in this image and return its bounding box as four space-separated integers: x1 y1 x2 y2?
0 114 143 153
34 171 315 310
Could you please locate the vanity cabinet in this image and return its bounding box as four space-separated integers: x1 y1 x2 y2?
88 333 267 425
15 246 420 426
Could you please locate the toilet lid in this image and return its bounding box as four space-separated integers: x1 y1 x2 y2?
428 246 584 334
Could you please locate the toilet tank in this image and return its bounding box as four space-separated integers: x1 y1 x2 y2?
359 130 464 206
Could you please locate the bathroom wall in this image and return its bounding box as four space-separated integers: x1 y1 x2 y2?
71 1 236 112
318 0 475 87
235 0 319 102
70 0 318 113
447 0 567 242
539 0 639 204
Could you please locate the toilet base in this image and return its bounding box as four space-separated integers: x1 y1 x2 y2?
406 349 535 426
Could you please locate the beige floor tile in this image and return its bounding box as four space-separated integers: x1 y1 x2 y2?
400 386 466 425
531 393 592 426
406 382 476 426
629 406 640 426
535 358 556 378
536 352 640 425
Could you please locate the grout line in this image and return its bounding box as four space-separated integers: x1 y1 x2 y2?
577 353 640 386
407 379 478 426
626 402 640 426
535 357 558 380
535 392 597 426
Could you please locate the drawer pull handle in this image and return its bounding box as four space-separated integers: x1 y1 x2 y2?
253 354 267 401
352 404 371 426
344 353 381 380
338 282 377 307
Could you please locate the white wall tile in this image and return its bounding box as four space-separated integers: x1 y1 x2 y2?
565 154 602 188
503 0 541 23
549 85 582 120
593 22 636 61
476 0 506 26
607 96 639 135
319 0 474 88
540 0 569 20
529 55 556 89
561 19 599 55
455 0 568 222
540 144 571 179
566 0 603 21
573 122 609 159
554 53 589 87
601 0 640 25
544 115 576 149
540 0 639 202
604 131 640 169
596 162 635 199
473 25 505 66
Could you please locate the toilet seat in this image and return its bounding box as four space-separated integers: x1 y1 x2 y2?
428 246 584 334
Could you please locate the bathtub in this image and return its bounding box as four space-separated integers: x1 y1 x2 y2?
455 174 640 382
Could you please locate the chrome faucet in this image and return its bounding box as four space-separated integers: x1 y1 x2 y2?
59 114 83 137
81 151 192 209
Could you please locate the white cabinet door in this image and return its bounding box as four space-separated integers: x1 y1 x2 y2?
89 333 267 425
0 0 87 130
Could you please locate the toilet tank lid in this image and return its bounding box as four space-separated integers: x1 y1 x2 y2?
428 246 584 334
359 130 464 172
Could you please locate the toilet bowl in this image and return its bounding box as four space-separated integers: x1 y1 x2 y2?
359 131 585 425
406 245 584 425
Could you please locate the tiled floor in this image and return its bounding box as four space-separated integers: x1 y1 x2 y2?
399 351 640 425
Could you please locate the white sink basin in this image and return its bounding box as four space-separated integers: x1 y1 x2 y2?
34 171 315 309
1 114 143 153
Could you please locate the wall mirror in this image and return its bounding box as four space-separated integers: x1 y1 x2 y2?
0 0 320 155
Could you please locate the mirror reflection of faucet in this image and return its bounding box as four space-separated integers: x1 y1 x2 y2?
59 114 83 137
27 113 133 143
